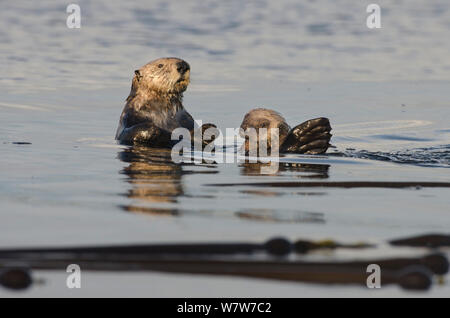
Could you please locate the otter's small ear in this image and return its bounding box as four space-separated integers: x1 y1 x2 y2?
134 70 142 81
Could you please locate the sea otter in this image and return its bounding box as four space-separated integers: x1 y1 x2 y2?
115 57 215 147
240 108 332 154
116 58 331 154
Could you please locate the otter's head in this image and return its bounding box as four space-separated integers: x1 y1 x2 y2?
129 57 190 99
240 108 291 152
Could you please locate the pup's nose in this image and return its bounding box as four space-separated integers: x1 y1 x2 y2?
176 61 190 74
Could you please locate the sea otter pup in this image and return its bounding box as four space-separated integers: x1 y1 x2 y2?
116 57 215 147
240 108 332 154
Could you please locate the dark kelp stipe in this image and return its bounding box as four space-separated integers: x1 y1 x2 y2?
0 234 448 291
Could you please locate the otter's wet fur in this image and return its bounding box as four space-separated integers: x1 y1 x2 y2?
240 108 332 155
116 57 215 147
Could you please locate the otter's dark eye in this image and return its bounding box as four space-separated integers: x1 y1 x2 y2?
158 64 163 68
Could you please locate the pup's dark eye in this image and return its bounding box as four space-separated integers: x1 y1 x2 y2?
158 64 163 68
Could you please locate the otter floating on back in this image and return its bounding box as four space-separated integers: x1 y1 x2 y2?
116 57 331 154
240 108 332 155
115 57 215 147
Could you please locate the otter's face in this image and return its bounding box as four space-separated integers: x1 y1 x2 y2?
134 57 190 94
240 108 291 152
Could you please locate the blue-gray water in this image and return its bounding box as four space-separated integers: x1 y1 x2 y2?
0 1 449 297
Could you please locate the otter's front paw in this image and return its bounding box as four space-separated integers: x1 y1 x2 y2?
282 117 332 154
190 123 219 148
119 123 172 147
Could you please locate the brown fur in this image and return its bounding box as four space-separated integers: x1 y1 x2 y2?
116 57 197 145
240 108 291 152
240 108 332 154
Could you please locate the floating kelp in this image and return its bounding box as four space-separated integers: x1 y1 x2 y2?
390 234 450 248
0 268 32 290
0 251 443 292
0 236 448 291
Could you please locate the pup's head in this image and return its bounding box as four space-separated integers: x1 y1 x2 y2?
130 57 190 97
240 108 291 153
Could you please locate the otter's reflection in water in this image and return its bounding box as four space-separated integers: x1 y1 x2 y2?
240 161 330 179
118 147 330 223
118 147 184 215
236 160 330 223
236 209 325 224
118 146 217 216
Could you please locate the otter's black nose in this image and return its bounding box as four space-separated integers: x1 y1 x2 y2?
176 61 190 74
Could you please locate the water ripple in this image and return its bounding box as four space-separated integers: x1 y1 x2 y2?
342 145 450 168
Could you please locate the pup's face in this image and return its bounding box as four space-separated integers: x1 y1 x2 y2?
240 108 291 152
134 57 190 94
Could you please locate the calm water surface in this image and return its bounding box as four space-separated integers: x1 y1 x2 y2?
0 1 449 296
